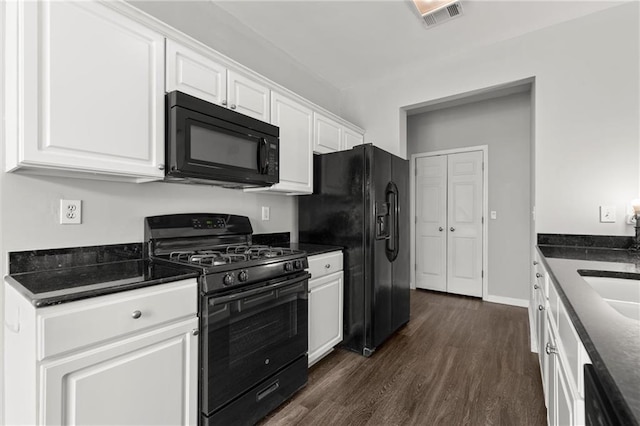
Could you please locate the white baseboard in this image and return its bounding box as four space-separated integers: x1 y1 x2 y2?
483 295 529 308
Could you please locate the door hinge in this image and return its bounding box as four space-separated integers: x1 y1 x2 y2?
415 168 418 176
415 216 418 223
481 270 484 278
482 162 484 171
482 216 484 224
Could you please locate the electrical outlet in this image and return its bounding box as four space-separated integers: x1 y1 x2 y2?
599 205 616 223
261 206 270 221
60 199 82 224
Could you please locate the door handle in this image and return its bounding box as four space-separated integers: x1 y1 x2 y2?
258 138 269 174
439 227 443 231
450 227 455 232
385 181 400 262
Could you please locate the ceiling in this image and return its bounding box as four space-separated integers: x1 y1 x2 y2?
213 0 624 90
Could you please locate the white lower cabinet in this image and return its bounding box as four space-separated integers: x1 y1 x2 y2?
307 251 344 366
4 278 199 425
41 318 198 425
532 255 590 426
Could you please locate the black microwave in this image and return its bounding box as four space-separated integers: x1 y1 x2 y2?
165 91 279 188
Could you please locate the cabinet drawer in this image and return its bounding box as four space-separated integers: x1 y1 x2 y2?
37 279 197 360
308 251 343 280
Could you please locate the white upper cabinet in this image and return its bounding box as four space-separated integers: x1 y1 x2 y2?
343 127 365 150
313 112 364 154
4 1 166 181
166 39 227 106
314 113 343 153
247 91 313 194
166 40 270 122
227 71 270 122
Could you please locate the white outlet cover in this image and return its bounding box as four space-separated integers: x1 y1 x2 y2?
599 205 616 223
60 199 82 224
261 206 270 221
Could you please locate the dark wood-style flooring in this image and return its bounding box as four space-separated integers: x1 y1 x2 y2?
261 289 546 426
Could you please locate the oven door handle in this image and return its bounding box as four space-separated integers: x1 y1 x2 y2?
209 273 310 306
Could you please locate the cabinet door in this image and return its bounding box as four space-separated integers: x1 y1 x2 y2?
313 113 342 153
227 71 270 122
545 322 558 425
166 39 227 106
343 127 364 151
308 272 344 366
41 318 198 425
269 92 313 193
10 1 165 179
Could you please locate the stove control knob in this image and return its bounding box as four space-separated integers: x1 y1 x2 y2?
223 273 235 286
238 270 249 282
294 260 303 270
284 262 293 272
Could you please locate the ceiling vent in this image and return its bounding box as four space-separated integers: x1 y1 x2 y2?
412 1 464 28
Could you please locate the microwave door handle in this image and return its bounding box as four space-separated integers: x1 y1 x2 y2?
259 138 269 174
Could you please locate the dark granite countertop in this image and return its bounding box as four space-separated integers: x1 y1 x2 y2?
7 259 198 307
252 233 343 256
285 243 343 257
538 244 640 425
6 243 199 307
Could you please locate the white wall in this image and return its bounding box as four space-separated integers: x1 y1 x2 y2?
127 0 342 115
408 91 532 302
341 2 639 236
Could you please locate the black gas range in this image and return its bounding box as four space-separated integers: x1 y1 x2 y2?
145 213 309 426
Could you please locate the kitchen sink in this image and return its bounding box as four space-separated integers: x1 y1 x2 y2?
579 271 640 321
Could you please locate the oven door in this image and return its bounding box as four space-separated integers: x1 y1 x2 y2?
201 272 309 416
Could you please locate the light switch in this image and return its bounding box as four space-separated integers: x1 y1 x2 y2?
490 211 497 220
599 205 616 223
261 206 270 221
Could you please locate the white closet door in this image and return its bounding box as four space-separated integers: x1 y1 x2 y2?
415 155 447 291
446 151 483 297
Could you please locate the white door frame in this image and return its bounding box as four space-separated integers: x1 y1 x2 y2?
410 145 489 300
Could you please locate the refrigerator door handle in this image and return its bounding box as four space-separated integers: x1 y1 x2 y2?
385 181 400 262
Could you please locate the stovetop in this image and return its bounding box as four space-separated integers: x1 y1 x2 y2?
145 213 309 294
163 245 303 268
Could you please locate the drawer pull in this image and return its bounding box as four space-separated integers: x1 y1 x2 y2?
131 310 142 319
534 284 539 290
533 260 539 265
325 264 331 269
192 329 199 336
538 305 544 311
536 272 542 278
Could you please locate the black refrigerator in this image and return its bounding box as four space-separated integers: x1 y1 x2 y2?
299 144 410 356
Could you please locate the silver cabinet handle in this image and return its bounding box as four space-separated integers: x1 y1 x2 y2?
439 227 443 231
158 164 165 170
536 272 542 278
538 305 544 311
545 342 558 355
221 100 227 106
533 260 539 265
192 329 199 336
230 104 237 110
534 284 539 290
450 227 455 232
131 310 142 319
325 264 331 269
